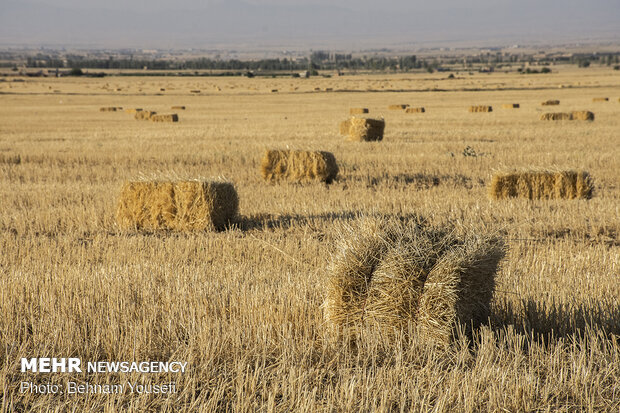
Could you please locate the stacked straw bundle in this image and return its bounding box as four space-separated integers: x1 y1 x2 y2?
540 112 572 121
489 170 593 200
592 97 609 102
339 117 385 142
151 114 179 122
116 180 238 231
135 111 157 120
541 100 560 106
350 108 369 114
261 149 338 183
469 105 492 112
405 107 425 113
388 104 409 110
324 217 504 347
501 103 520 109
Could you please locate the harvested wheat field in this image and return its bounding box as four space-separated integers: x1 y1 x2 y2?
1 66 619 412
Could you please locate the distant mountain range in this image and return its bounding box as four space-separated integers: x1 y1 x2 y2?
1 0 618 49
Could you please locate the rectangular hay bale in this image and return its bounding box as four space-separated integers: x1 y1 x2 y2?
540 112 572 121
350 108 369 114
501 103 520 109
468 105 493 112
405 107 425 113
134 111 157 120
151 114 179 122
489 170 593 200
388 104 409 110
171 106 186 110
541 100 560 106
592 97 608 102
571 111 595 121
100 107 119 112
345 117 385 142
116 180 238 231
261 149 338 183
125 108 143 114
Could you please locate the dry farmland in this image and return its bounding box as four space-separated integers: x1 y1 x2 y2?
0 66 619 412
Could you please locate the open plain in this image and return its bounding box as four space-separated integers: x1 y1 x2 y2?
1 66 619 411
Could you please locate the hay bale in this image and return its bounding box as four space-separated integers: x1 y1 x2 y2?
345 117 385 142
116 180 238 231
350 108 369 114
271 89 278 93
571 111 595 121
190 90 201 93
260 149 338 183
125 108 143 114
541 100 560 106
501 103 520 109
324 217 504 346
151 114 179 122
388 104 409 110
592 97 608 102
134 111 157 120
489 170 593 200
540 112 572 120
468 105 493 112
171 105 186 110
405 107 425 113
339 119 352 135
100 107 119 112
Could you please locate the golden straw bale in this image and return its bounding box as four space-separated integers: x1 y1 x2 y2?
571 111 595 121
345 117 385 142
468 105 493 112
541 100 560 106
99 107 119 112
190 90 201 93
116 180 238 231
260 149 338 183
489 170 593 200
125 108 143 114
540 112 572 121
592 97 608 102
324 217 504 347
388 104 409 110
171 106 186 110
349 108 369 114
339 119 352 135
134 111 157 120
501 103 520 109
405 107 425 113
151 114 179 122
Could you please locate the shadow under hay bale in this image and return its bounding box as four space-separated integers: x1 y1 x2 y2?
261 149 338 183
469 105 492 112
501 103 520 109
541 100 560 106
116 180 238 231
151 114 179 122
489 170 593 200
340 117 385 142
405 107 425 113
540 112 573 121
388 104 409 110
571 111 595 121
324 217 505 347
134 111 156 120
350 108 369 114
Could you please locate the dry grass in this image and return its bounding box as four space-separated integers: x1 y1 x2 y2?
489 170 594 200
260 149 339 183
0 66 619 412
